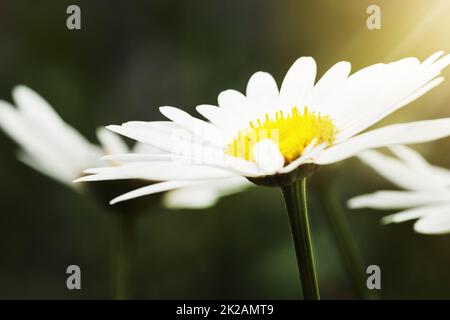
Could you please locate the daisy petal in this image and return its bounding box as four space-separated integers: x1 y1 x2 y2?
110 180 199 205
348 190 450 210
13 85 99 167
317 118 450 165
350 76 444 141
413 210 450 234
218 89 247 111
159 106 227 146
308 61 351 114
279 57 317 111
337 76 444 141
388 145 430 168
76 162 238 182
101 153 175 162
13 85 63 126
196 104 232 131
163 186 220 209
253 139 284 174
163 176 251 209
17 151 72 186
122 121 181 133
388 146 450 184
96 127 129 155
217 89 254 131
106 123 222 158
246 71 278 110
332 53 450 139
381 204 450 225
0 100 79 183
356 150 444 190
422 51 444 66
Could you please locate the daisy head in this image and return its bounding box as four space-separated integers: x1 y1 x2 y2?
208 52 450 185
78 52 450 201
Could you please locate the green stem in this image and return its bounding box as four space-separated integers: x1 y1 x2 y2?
281 178 320 300
320 183 378 300
113 213 135 300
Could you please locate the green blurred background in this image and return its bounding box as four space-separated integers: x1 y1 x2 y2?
0 0 450 299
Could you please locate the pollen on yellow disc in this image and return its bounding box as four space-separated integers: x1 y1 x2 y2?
225 107 336 164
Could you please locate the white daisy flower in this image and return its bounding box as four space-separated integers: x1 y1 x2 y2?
0 85 250 209
348 145 450 235
78 52 450 200
75 53 450 299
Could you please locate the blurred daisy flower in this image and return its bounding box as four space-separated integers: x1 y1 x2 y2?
78 52 450 199
348 145 450 235
0 85 252 299
0 86 250 209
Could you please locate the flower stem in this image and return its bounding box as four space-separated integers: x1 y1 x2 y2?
281 177 320 300
320 183 378 299
113 213 135 300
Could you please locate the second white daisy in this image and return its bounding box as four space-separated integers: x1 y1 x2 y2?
348 145 450 235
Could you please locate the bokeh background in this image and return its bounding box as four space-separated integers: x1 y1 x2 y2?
0 0 450 299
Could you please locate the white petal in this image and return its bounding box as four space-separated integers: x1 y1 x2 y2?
330 53 450 140
355 150 444 190
103 124 262 177
253 139 284 174
317 118 450 165
96 127 129 155
12 85 100 169
101 153 175 162
429 53 450 73
13 85 63 125
338 76 445 141
195 104 233 132
422 51 444 66
110 180 199 205
217 89 255 131
218 89 248 111
75 162 239 182
387 76 444 112
246 71 278 111
162 185 219 209
0 100 81 182
414 211 450 234
387 145 430 168
313 62 387 128
159 106 227 146
163 176 251 209
381 204 450 225
428 165 450 184
279 57 317 111
131 141 166 154
123 120 181 134
17 151 74 187
388 145 450 186
348 190 450 210
385 146 450 188
308 61 351 115
106 123 218 157
102 150 261 177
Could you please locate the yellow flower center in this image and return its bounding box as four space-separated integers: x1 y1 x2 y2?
225 107 337 164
